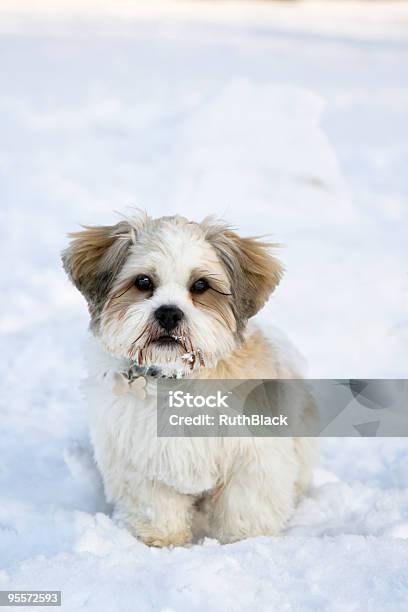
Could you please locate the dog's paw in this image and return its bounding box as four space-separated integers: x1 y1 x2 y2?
137 527 192 548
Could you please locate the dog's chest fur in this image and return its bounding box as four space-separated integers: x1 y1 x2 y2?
82 327 296 500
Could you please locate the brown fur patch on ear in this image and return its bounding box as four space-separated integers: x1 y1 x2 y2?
225 230 284 316
203 222 284 324
61 221 133 324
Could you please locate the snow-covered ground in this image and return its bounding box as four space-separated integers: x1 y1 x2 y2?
0 1 407 610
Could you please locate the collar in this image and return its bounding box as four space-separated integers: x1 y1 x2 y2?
124 362 177 380
91 337 196 381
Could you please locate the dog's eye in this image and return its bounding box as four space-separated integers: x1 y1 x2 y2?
135 275 153 291
190 278 209 294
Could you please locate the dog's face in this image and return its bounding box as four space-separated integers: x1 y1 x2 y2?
62 214 283 373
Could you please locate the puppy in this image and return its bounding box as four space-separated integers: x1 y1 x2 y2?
62 213 316 546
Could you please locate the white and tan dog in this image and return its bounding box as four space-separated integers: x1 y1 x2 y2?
62 212 316 546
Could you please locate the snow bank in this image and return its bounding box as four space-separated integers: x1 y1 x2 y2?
0 2 407 610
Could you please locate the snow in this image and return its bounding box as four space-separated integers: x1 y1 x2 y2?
0 1 407 610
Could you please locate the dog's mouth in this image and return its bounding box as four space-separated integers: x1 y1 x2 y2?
153 335 183 347
133 333 206 371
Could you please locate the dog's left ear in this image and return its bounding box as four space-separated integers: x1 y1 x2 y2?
225 230 284 318
206 225 284 320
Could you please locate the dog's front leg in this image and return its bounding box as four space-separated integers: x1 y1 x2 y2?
114 478 195 547
209 439 298 544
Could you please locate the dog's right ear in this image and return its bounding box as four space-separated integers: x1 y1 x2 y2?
61 221 134 308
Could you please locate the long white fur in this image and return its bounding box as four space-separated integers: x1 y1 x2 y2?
70 216 317 546
84 332 316 546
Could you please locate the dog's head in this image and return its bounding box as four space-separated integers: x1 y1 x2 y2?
62 213 283 373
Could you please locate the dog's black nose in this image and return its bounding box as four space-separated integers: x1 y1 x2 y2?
155 305 184 333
